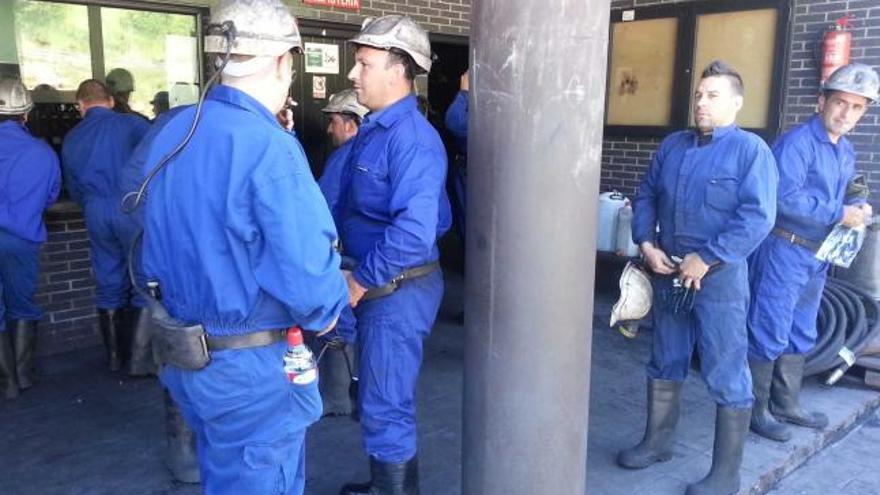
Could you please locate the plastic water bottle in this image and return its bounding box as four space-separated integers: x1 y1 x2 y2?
283 327 317 385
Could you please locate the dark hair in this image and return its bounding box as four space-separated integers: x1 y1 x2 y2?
385 47 419 81
75 79 112 103
339 112 362 126
700 60 744 96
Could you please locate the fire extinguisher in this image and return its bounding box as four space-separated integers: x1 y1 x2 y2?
820 15 854 84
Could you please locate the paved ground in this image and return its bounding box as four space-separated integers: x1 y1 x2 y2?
766 410 880 495
1 267 878 495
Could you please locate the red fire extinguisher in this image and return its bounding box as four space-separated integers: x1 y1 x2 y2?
821 15 854 84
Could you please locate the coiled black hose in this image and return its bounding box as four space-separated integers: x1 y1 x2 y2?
805 277 880 385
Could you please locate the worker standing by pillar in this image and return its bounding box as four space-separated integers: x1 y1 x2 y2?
622 61 778 495
462 1 609 494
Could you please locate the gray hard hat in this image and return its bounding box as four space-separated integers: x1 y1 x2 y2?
0 78 33 115
204 0 303 56
106 68 134 94
349 15 432 73
322 89 369 119
823 63 880 103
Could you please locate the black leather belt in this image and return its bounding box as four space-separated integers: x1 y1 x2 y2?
362 261 441 302
206 329 286 351
772 227 821 253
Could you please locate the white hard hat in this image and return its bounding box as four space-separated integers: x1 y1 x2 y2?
204 0 303 57
349 15 433 73
322 89 369 120
0 78 33 115
824 63 879 103
609 262 653 327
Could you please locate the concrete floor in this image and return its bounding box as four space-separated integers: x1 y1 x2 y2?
1 269 878 495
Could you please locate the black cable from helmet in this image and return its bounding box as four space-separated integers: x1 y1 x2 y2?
123 21 237 301
121 20 237 214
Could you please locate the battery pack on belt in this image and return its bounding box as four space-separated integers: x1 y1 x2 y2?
151 302 287 370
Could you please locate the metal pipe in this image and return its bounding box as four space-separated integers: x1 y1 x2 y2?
462 1 610 493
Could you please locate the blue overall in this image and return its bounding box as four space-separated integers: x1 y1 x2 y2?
632 125 778 407
115 106 188 295
0 121 61 329
61 107 150 309
141 85 348 494
748 115 861 362
444 90 468 239
337 94 450 463
319 140 358 344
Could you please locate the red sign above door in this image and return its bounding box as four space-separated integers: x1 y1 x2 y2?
303 0 361 11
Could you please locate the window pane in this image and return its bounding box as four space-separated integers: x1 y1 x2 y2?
13 0 92 92
606 18 678 126
101 7 199 118
692 9 778 129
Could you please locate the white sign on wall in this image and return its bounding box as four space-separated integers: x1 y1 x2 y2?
304 42 340 74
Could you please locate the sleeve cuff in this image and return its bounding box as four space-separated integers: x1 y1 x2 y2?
833 204 845 224
697 248 721 266
352 266 375 290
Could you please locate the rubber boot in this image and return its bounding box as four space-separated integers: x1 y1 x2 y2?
128 308 157 376
321 344 355 416
0 330 19 399
340 456 419 495
686 406 750 495
617 379 681 469
164 390 200 484
12 320 37 389
770 354 829 429
98 309 122 372
748 360 791 442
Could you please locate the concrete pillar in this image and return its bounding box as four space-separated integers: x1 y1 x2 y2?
462 0 610 493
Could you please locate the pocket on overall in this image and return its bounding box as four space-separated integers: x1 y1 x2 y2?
704 177 740 212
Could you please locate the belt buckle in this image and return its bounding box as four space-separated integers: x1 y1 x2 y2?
199 333 209 355
789 232 797 244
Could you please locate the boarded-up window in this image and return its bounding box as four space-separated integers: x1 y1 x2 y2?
691 9 778 128
606 18 678 126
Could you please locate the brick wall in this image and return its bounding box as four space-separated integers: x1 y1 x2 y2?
36 205 100 356
602 0 880 208
287 0 471 36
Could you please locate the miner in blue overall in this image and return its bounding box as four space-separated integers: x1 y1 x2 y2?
62 79 150 373
0 78 61 399
139 1 348 493
118 102 200 484
747 63 878 442
338 15 451 495
621 61 778 495
318 89 368 417
445 70 468 241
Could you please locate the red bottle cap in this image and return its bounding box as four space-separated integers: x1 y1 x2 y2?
287 327 303 346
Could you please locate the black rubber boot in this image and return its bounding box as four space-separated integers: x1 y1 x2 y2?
749 360 791 442
686 406 750 495
340 456 419 495
164 390 200 484
98 309 122 372
0 330 19 400
11 320 37 389
128 308 157 376
617 379 681 469
770 354 829 429
321 343 356 416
